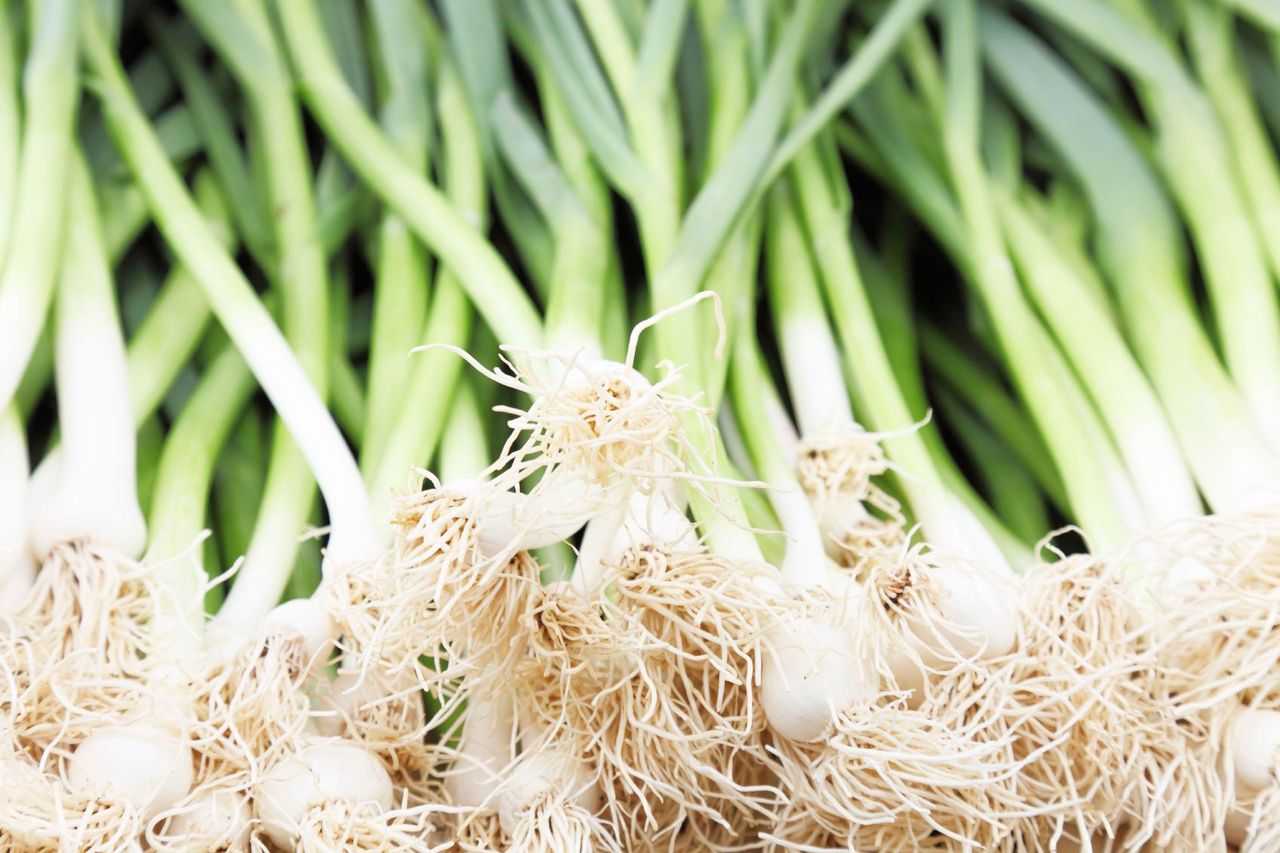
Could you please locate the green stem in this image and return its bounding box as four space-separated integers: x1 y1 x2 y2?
125 172 229 427
1186 1 1280 291
1018 0 1280 448
936 390 1049 547
365 57 479 508
84 11 378 565
147 344 256 656
982 9 1280 513
941 0 1128 548
361 0 432 477
150 15 274 268
276 0 543 348
995 189 1201 524
918 329 1067 513
0 0 79 415
0 1 19 264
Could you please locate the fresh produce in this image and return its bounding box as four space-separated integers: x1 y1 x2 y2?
2 0 1280 850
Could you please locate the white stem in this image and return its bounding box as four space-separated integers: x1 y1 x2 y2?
84 21 380 568
771 485 832 591
28 155 145 558
0 407 32 610
447 686 516 809
779 314 855 436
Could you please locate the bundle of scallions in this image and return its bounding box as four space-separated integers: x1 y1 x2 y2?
3 0 1280 849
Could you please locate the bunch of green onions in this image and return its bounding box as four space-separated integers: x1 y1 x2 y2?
2 0 1280 850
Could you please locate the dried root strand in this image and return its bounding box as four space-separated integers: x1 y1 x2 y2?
795 425 889 507
1003 556 1166 845
605 548 777 689
1142 512 1280 714
1238 784 1280 853
1 625 149 758
506 791 620 853
487 348 711 494
771 685 1023 851
795 425 904 568
293 800 446 852
0 749 145 853
522 581 622 680
386 489 543 686
521 650 774 845
16 541 154 678
192 628 314 780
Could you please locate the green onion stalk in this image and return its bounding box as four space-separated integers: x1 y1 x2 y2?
1015 0 1280 464
14 153 197 839
985 10 1280 848
178 0 335 648
0 0 79 416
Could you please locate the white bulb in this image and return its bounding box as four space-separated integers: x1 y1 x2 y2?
446 691 514 809
254 740 393 847
496 743 600 837
264 598 335 665
1232 708 1280 793
916 563 1018 661
163 788 251 848
67 724 193 821
603 490 696 567
761 585 877 742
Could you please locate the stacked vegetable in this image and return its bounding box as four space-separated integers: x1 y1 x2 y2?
2 0 1280 849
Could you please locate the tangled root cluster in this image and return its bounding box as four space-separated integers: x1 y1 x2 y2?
191 624 315 781
796 424 904 567
383 486 544 689
495 348 710 495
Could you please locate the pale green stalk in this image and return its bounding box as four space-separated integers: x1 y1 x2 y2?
789 134 1017 571
918 330 1067 513
361 0 433 479
84 12 378 568
573 0 685 273
941 0 1130 548
276 0 543 348
1018 0 1280 448
0 1 19 264
936 391 1049 546
531 35 627 359
1186 1 1280 289
146 345 256 652
490 91 608 351
365 58 479 508
124 172 230 426
439 381 493 486
183 0 337 625
0 0 79 415
982 8 1280 513
150 16 274 267
996 190 1201 524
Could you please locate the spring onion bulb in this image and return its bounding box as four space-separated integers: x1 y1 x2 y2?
254 737 395 846
495 728 603 845
151 786 252 850
1226 708 1280 848
66 722 194 823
